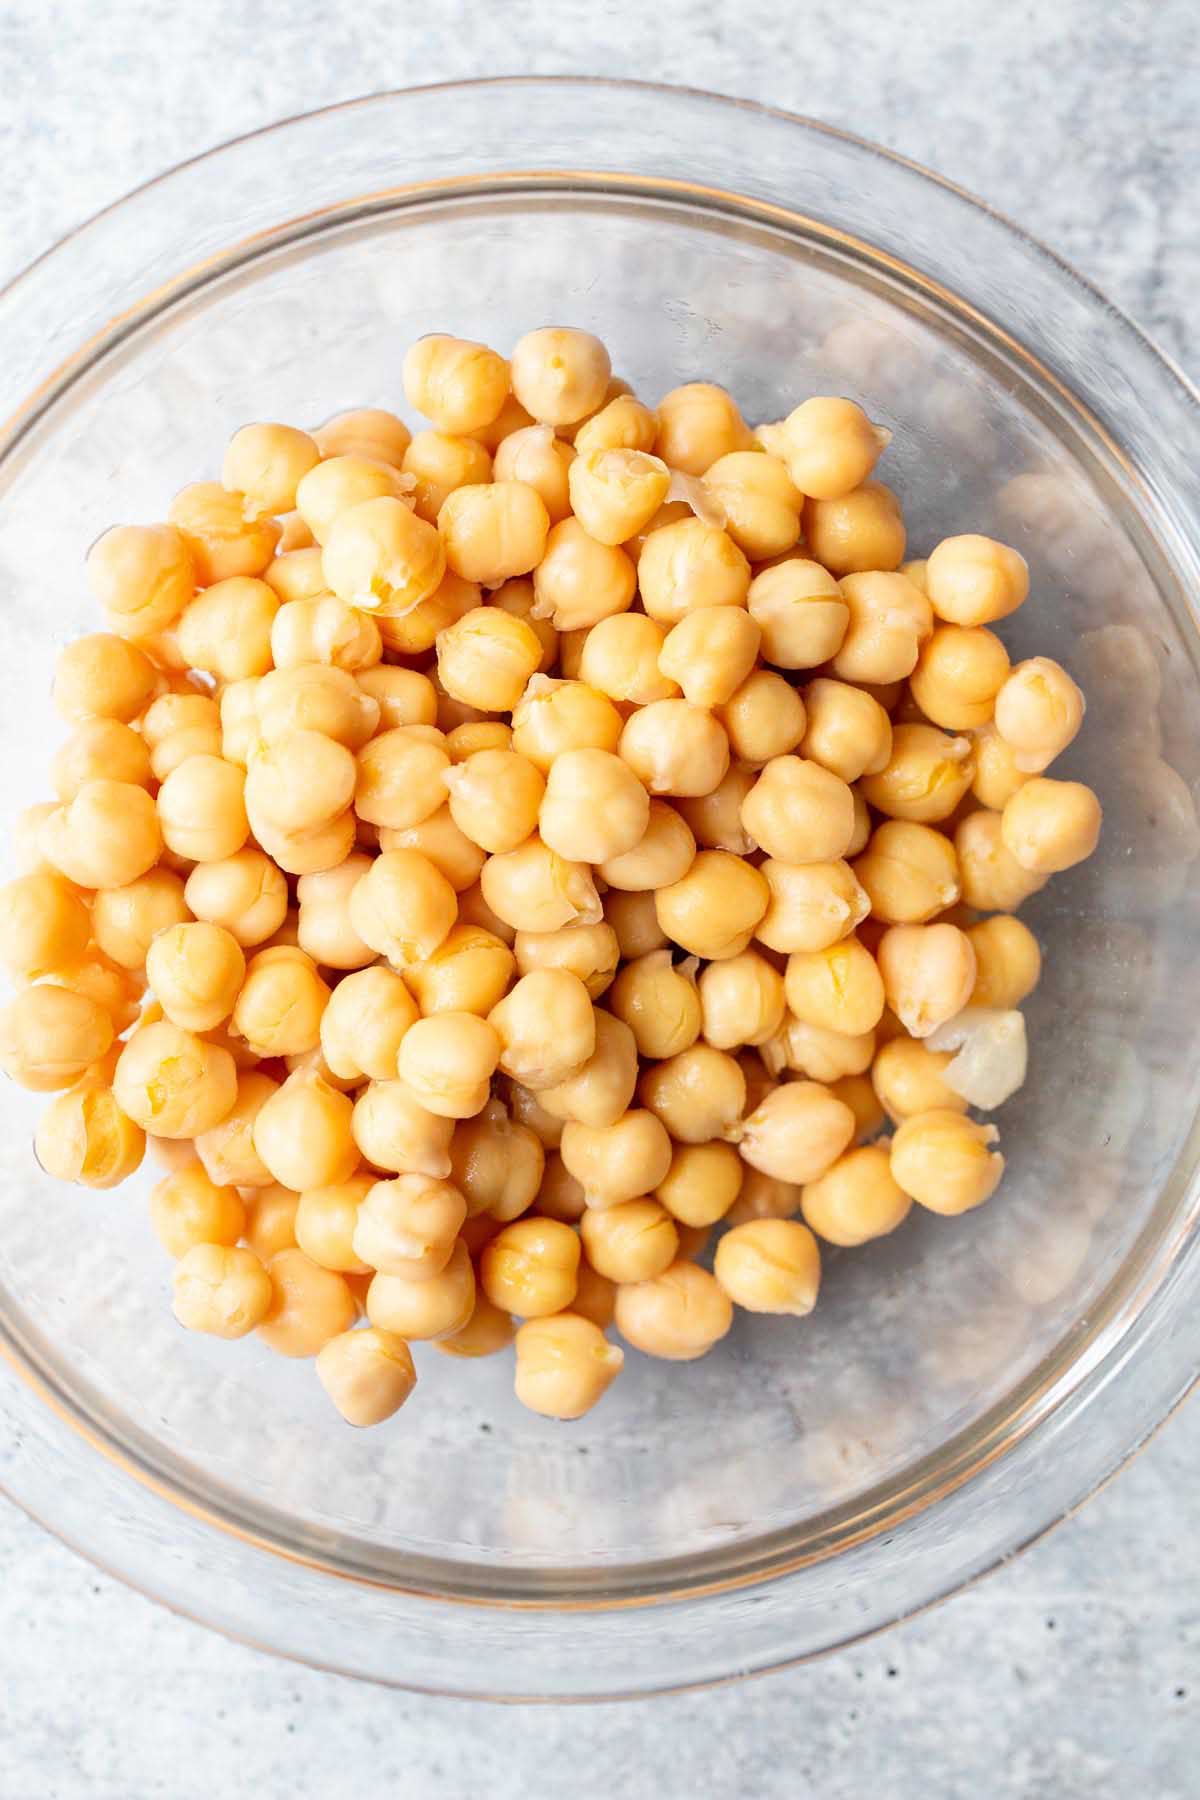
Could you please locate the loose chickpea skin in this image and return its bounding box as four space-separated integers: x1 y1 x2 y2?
877 923 977 1039
655 1139 744 1229
639 1044 746 1145
0 870 91 981
348 849 457 968
966 915 1041 1010
747 561 849 670
442 748 545 854
566 447 671 547
637 518 751 625
510 328 610 427
513 921 619 999
954 809 1047 911
511 675 623 769
113 1019 238 1138
759 396 890 499
891 1109 1004 1215
536 1009 639 1129
804 480 906 576
756 858 870 955
532 516 637 631
925 534 1029 627
488 968 596 1090
614 1259 733 1361
149 1165 246 1258
316 1327 417 1426
654 850 769 962
736 1080 855 1184
232 946 329 1057
699 950 786 1050
481 1216 580 1317
715 1218 821 1316
654 382 751 474
86 523 195 640
581 1199 679 1284
1001 777 1102 874
852 820 961 924
169 482 280 584
145 923 246 1033
367 1238 476 1340
859 723 974 825
514 1314 623 1419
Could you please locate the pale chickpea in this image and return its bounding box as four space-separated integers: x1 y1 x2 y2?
448 1098 545 1221
394 1011 500 1120
349 669 435 739
890 1108 1003 1214
965 915 1041 1010
41 780 162 891
39 952 143 1036
654 382 751 474
254 1246 357 1355
604 888 668 961
774 1017 876 1083
169 482 280 584
320 966 418 1083
54 633 158 724
871 1036 967 1123
746 561 848 669
33 1080 143 1187
435 606 544 715
510 328 610 427
217 679 260 769
479 835 601 935
367 1238 476 1340
971 722 1030 811
655 1139 744 1229
221 421 320 519
829 571 932 687
251 1066 358 1191
991 658 1086 779
177 576 278 683
560 1107 673 1208
263 545 327 605
534 1149 585 1222
654 850 769 963
348 849 457 967
444 721 513 762
1000 777 1101 874
505 1080 566 1151
618 700 730 800
925 534 1029 626
954 809 1047 911
401 430 493 522
351 1077 454 1178
510 675 623 770
513 921 619 999
639 1043 746 1145
536 1009 639 1129
783 933 886 1037
142 693 222 780
433 1288 516 1359
703 450 804 560
401 334 509 434
480 1215 580 1317
724 1166 802 1225
736 1080 855 1184
0 870 91 980
718 669 806 766
568 447 671 546
346 1172 465 1278
86 522 195 640
242 1183 301 1260
491 426 575 525
909 625 1010 731
714 1217 821 1315
91 868 189 969
11 801 61 875
487 968 596 1090
172 1243 273 1338
656 605 762 711
595 801 695 894
52 717 152 803
675 764 757 856
877 923 977 1039
231 946 330 1057
900 558 929 594
581 1198 679 1285
314 407 412 468
193 1068 279 1188
759 396 889 499
184 850 288 949
145 922 245 1033
798 1143 909 1246
380 805 486 894
614 1259 733 1361
803 480 906 575
292 857 372 970
699 950 786 1050
157 754 247 863
438 482 550 587
574 394 657 456
149 1164 246 1258
532 516 637 631
0 985 113 1091
740 755 856 864
608 949 701 1061
852 820 961 924
859 723 975 824
321 493 446 620
636 518 751 624
272 595 383 672
243 733 357 845
113 1019 237 1138
404 922 515 1019
514 1314 623 1419
799 678 892 785
756 858 870 954
376 568 480 657
442 748 545 854
348 726 450 835
316 1326 417 1426
536 748 649 865
829 1072 886 1143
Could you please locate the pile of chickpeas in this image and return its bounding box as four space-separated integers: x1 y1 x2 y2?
0 326 1102 1429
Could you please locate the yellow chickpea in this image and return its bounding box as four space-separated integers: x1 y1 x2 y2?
654 382 751 474
347 669 433 740
797 678 891 785
859 723 975 825
91 868 189 970
638 1043 746 1145
253 1246 356 1355
604 887 668 961
871 1036 967 1123
925 534 1029 626
144 922 245 1035
367 1238 476 1340
714 1217 821 1315
746 560 848 670
803 480 906 575
773 1017 876 1084
608 949 701 1061
1000 778 1101 874
480 1216 580 1317
717 669 806 768
404 922 515 1020
172 1243 273 1338
251 1066 358 1191
740 756 856 865
891 1109 1003 1214
376 568 480 659
909 624 1010 731
674 764 756 857
724 1166 801 1225
513 1314 623 1419
828 571 932 687
183 850 288 950
319 966 418 1084
345 1172 465 1278
169 481 280 584
192 1068 279 1188
86 522 196 640
760 396 889 498
798 1144 910 1246
736 1080 855 1184
877 923 977 1039
0 986 113 1091
532 1149 584 1222
581 1199 679 1285
149 1164 246 1258
510 675 623 770
246 732 359 846
231 946 329 1057
53 634 158 725
351 1077 454 1178
448 1097 545 1221
480 835 601 935
433 1288 516 1359
560 1107 673 1208
0 870 91 981
398 429 492 523
567 447 671 546
443 721 512 763
438 481 550 587
52 717 152 803
435 606 543 714
756 858 870 955
655 1139 744 1229
535 1009 639 1130
617 700 730 801
293 857 374 971
829 1072 886 1143
488 968 596 1090
593 802 694 896
315 1326 417 1426
141 693 222 781
971 722 1030 811
348 725 449 835
348 849 458 968
176 576 278 683
531 515 637 631
534 747 649 865
401 334 509 434
954 809 1047 911
156 754 248 863
654 850 769 962
39 951 143 1036
40 779 162 892
636 517 751 625
698 950 786 1050
505 1081 566 1152
852 820 961 924
33 1080 143 1186
441 748 545 855
783 934 886 1037
242 1183 301 1260
490 425 575 526
393 1011 499 1120
570 393 655 457
221 421 320 518
965 915 1041 1010
614 1259 733 1361
320 494 446 621
113 1019 237 1138
655 605 762 711
263 544 327 605
271 594 383 672
314 407 412 468
11 801 61 876
703 450 804 560
509 328 610 427
380 806 486 894
513 921 619 999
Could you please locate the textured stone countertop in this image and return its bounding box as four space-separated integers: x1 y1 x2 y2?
2 3 1198 1794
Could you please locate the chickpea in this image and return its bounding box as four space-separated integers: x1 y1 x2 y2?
488 578 558 676
870 1036 969 1124
180 851 285 951
891 1108 1003 1215
142 693 221 781
142 922 245 1035
169 482 280 584
608 949 701 1061
699 951 786 1050
250 1066 357 1191
510 675 623 770
594 803 694 896
404 922 515 1020
479 1215 579 1317
703 450 804 560
480 835 601 935
533 749 649 867
562 393 651 458
315 1326 417 1426
271 594 382 672
0 986 113 1091
717 669 806 768
778 1017 876 1084
40 952 143 1036
367 1238 476 1340
1000 778 1101 874
53 634 158 725
532 516 637 631
506 1080 566 1151
513 921 619 999
509 328 610 427
580 1199 679 1285
604 887 668 961
536 1009 639 1129
828 571 932 687
909 624 1010 732
171 1243 273 1338
655 606 762 711
149 1164 246 1258
828 1071 885 1143
347 728 450 839
637 518 751 625
761 396 889 499
399 335 509 434
378 806 484 895
966 915 1041 1011
877 923 976 1039
654 382 751 474
40 779 162 892
52 717 153 804
740 756 856 865
925 534 1028 627
560 1108 673 1208
900 558 929 594
442 721 511 763
714 1218 821 1315
441 482 550 588
852 820 961 924
155 754 247 864
434 608 542 717
113 1019 237 1138
675 764 756 856
736 1080 855 1184
859 723 975 825
348 849 457 968
756 858 869 955
263 545 326 606
242 1183 301 1259
441 748 545 855
639 1043 746 1145
434 1289 516 1359
317 966 416 1084
91 868 188 970
654 850 769 963
0 870 91 981
392 1012 499 1120
11 801 61 875
344 1172 464 1278
954 809 1047 911
970 721 1030 812
797 1144 909 1247
376 568 480 658
491 426 574 526
512 1313 622 1419
192 1068 278 1188
488 968 596 1090
991 658 1085 782
534 1149 585 1222
780 930 885 1035
34 1078 143 1185
231 946 329 1057
724 1165 801 1225
655 1139 744 1229
448 1098 544 1221
565 447 670 546
746 560 848 670
321 496 446 623
314 407 412 468
251 1246 356 1356
175 577 278 683
797 679 891 786
292 857 372 971
803 480 906 575
398 429 491 523
618 700 730 801
86 523 195 640
614 1259 733 1361
218 421 319 519
351 1077 454 1178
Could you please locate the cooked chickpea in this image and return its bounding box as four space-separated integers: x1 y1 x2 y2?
40 952 143 1036
714 1218 821 1315
652 850 768 963
891 1109 1003 1215
971 722 1030 811
614 1258 732 1361
852 820 961 924
404 922 515 1020
293 857 373 970
724 1166 801 1225
441 748 545 855
0 986 113 1091
674 764 756 857
314 408 411 468
488 968 596 1090
566 447 670 546
703 449 802 559
782 933 885 1037
536 1009 639 1129
592 806 692 900
253 1246 356 1356
442 721 512 763
954 808 1047 911
736 1080 855 1184
434 606 543 716
992 658 1085 781
877 923 976 1039
740 756 856 866
157 755 248 863
321 494 446 621
533 748 649 865
399 429 492 523
505 1080 566 1151
242 1184 300 1259
617 701 730 801
192 1068 278 1188
232 946 329 1057
604 888 668 962
560 1108 673 1208
533 1149 584 1222
149 1165 246 1258
532 516 637 631
169 482 280 584
715 670 805 769
636 517 751 625
925 533 1028 626
379 806 485 895
11 801 61 875
220 421 320 519
38 778 162 892
654 606 761 711
367 1237 476 1340
638 1043 746 1146
176 575 278 682
113 1019 237 1138
909 624 1010 731
804 480 906 575
91 868 189 969
346 1172 464 1278
440 482 550 587
315 1326 417 1426
271 594 383 672
509 328 610 427
34 1080 143 1186
142 693 222 780
347 725 449 835
654 1139 743 1230
434 1288 516 1358
1000 777 1101 874
53 717 152 803
513 921 619 999
654 382 751 474
145 922 245 1033
402 334 509 435
86 523 195 639
608 949 701 1061
376 569 480 660
510 675 623 770
698 951 786 1050
871 1036 968 1123
761 396 889 499
53 633 158 725
251 1067 357 1191
798 1145 910 1246
480 1215 580 1317
859 723 974 825
776 1018 875 1084
756 858 869 955
263 544 326 604
797 678 891 785
480 836 600 935
581 1199 679 1285
351 1077 454 1178
393 1012 499 1120
828 1072 886 1143
965 915 1041 1011
828 571 932 687
0 871 91 981
348 849 457 968
490 426 574 526
172 1243 272 1338
319 967 416 1084
513 1314 623 1418
746 560 848 670
447 1098 544 1221
183 850 287 950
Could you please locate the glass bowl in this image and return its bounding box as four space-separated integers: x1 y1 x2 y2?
2 79 1199 1702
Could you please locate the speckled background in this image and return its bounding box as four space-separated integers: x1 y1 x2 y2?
2 2 1198 1794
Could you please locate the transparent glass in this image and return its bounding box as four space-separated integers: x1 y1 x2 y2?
1 80 1199 1700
